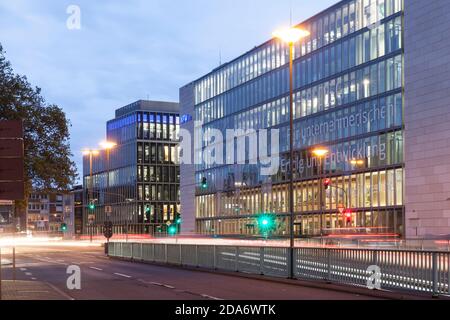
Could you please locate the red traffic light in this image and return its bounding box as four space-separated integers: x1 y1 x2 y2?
344 209 353 223
323 178 331 190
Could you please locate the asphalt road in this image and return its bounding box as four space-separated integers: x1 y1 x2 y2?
0 245 379 300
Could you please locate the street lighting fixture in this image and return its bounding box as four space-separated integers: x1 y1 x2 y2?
312 147 330 158
350 159 365 166
82 149 100 242
273 26 310 279
99 141 117 150
312 147 329 238
273 28 310 44
99 141 117 232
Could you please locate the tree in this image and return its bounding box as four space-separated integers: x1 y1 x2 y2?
0 43 77 198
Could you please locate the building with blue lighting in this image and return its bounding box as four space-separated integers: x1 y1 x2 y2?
181 0 450 239
83 100 180 236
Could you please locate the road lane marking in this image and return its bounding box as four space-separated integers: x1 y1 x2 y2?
90 267 103 271
201 294 223 300
45 282 75 301
25 272 32 276
31 277 37 280
163 284 175 289
20 268 27 271
114 273 132 278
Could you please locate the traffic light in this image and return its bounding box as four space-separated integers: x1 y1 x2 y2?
168 225 177 236
257 214 276 234
61 223 68 232
103 221 113 239
176 218 182 224
323 178 331 190
201 177 208 189
88 201 95 211
344 209 353 225
145 205 151 214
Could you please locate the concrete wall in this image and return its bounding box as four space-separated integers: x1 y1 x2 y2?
404 0 450 237
179 83 196 234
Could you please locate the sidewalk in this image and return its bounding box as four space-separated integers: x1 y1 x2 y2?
0 281 71 300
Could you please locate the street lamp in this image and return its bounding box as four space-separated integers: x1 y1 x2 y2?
273 26 310 279
350 159 365 167
99 141 117 215
83 149 99 242
99 141 117 243
312 147 329 237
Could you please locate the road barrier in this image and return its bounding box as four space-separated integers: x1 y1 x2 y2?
107 242 450 297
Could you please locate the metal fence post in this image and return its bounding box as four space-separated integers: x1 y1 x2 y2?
260 247 264 275
165 244 168 264
326 249 331 282
213 246 217 270
140 243 143 262
235 246 239 272
130 243 134 260
432 252 438 297
13 247 16 282
195 245 199 267
287 247 293 279
179 244 182 266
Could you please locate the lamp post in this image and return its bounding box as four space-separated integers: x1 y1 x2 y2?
83 149 99 242
273 27 310 279
312 147 330 238
99 141 117 244
99 142 117 217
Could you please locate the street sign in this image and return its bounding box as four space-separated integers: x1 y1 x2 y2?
338 204 346 214
166 221 172 226
88 214 95 224
105 206 112 214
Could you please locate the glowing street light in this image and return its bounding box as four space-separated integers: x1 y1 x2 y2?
273 27 310 44
312 147 330 238
82 148 100 243
350 159 365 166
273 26 310 280
312 147 330 158
99 140 117 223
99 141 117 150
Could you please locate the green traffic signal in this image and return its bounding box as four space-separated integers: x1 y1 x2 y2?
61 223 68 232
176 218 182 224
168 225 177 235
201 177 208 189
88 203 95 210
257 214 276 232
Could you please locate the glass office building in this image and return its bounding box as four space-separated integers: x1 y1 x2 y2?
83 100 180 235
181 0 404 237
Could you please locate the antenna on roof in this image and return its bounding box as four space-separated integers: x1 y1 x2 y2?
290 0 293 26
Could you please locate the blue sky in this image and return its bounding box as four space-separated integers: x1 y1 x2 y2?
0 0 336 182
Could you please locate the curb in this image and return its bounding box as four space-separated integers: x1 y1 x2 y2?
107 256 440 300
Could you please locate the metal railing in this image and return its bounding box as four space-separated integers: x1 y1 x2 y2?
108 242 450 297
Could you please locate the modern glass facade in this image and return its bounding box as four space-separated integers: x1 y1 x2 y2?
182 0 405 237
83 100 180 235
